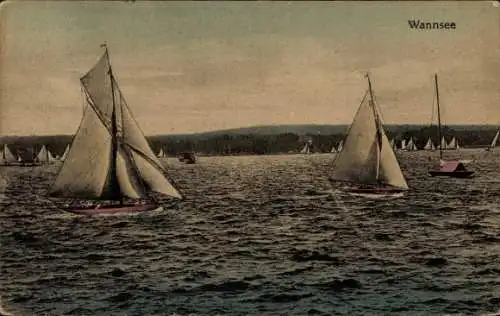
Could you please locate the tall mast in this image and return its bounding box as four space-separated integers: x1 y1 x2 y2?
435 74 443 160
366 73 381 183
104 44 122 204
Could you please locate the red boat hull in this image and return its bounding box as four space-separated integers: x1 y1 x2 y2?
429 170 475 178
65 204 162 216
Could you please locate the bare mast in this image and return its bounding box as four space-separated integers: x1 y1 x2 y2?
435 74 443 160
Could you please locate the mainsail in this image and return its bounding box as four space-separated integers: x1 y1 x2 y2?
331 76 408 189
50 48 182 201
36 145 56 163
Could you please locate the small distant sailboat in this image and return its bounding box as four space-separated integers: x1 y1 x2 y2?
61 144 70 161
336 140 343 152
330 74 409 197
35 145 56 164
486 129 499 151
157 146 166 158
400 139 407 151
300 140 313 154
424 137 436 151
0 144 18 166
428 74 474 178
49 45 183 215
447 137 460 150
406 137 418 151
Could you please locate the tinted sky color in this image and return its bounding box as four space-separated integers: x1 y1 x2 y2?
1 1 499 136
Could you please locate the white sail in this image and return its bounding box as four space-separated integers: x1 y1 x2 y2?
330 144 337 153
331 88 408 189
36 145 56 163
400 139 406 150
490 130 500 149
61 145 70 161
1 144 18 164
50 48 182 201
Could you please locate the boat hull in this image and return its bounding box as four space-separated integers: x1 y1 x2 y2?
429 170 475 178
65 204 163 216
344 186 407 198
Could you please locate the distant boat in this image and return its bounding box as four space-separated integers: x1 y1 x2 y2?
157 146 166 158
178 152 196 164
428 74 474 178
0 144 19 166
49 44 183 215
336 140 343 152
61 144 70 161
35 145 56 164
300 141 313 154
446 137 460 150
423 137 436 151
406 137 418 151
399 139 406 151
486 129 499 151
330 74 409 197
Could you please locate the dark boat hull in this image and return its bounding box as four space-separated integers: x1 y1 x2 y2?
429 170 475 178
65 203 162 216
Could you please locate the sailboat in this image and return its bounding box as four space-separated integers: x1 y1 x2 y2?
400 139 406 151
49 45 183 215
336 140 343 152
423 137 436 151
406 137 418 151
0 144 19 166
300 140 313 154
486 129 499 151
447 137 460 150
61 144 70 161
330 74 409 197
157 146 166 158
428 74 474 178
35 145 56 164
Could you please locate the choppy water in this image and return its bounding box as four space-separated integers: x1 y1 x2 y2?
2 150 500 316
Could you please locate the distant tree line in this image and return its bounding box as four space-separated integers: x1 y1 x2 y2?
0 126 497 158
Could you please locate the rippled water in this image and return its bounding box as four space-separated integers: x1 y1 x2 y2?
2 150 500 315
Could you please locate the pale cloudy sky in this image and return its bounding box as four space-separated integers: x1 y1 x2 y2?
0 1 499 136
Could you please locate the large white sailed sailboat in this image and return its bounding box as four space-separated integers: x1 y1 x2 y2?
330 74 409 198
49 45 183 215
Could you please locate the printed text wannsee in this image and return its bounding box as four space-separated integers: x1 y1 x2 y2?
408 20 456 30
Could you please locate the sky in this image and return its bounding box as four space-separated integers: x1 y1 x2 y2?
0 1 499 136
